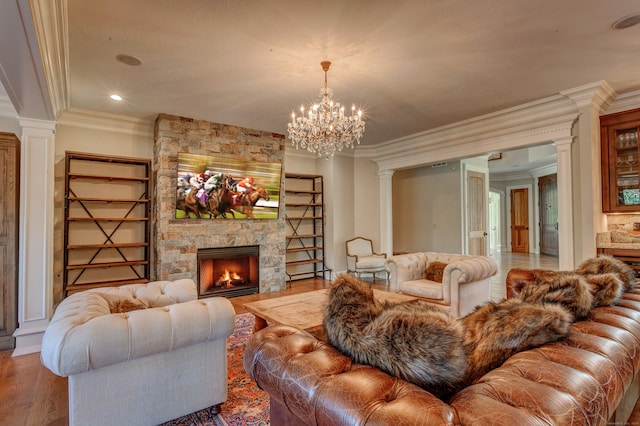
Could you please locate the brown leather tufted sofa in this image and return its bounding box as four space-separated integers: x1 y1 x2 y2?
244 272 640 425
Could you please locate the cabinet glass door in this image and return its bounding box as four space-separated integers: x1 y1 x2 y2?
614 127 640 206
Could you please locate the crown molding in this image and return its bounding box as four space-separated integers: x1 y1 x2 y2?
560 80 617 112
359 81 640 171
0 94 18 118
29 0 69 118
371 91 578 171
606 88 640 114
58 108 154 137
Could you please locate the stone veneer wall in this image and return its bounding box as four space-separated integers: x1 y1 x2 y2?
153 113 287 293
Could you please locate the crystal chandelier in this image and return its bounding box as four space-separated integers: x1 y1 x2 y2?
287 61 365 158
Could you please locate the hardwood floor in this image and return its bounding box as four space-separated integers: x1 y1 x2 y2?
1 251 638 425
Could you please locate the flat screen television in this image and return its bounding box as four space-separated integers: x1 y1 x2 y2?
175 152 281 219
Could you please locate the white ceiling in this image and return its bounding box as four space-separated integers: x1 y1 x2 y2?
7 0 640 148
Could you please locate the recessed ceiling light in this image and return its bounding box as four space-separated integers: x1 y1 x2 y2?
116 54 143 66
612 12 640 29
110 94 123 101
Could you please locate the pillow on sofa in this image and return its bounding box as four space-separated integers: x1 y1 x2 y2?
424 261 447 282
100 294 148 313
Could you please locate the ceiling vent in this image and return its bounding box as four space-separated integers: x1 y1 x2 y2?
431 162 448 168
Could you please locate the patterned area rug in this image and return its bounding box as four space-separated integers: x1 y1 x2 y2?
162 313 270 425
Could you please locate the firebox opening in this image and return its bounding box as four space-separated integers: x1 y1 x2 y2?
197 246 259 298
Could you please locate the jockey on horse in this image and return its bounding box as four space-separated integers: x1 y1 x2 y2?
234 176 256 204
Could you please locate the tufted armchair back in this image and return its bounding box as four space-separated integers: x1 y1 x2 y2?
386 251 498 318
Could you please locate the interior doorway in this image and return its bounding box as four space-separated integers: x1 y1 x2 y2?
467 170 487 256
489 191 502 254
510 187 530 253
539 173 559 256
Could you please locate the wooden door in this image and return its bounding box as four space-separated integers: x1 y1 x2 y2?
0 133 19 350
539 174 559 256
467 171 487 255
510 187 529 253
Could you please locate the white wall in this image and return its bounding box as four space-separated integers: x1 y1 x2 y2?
392 161 463 253
354 157 381 250
0 116 20 136
55 123 154 161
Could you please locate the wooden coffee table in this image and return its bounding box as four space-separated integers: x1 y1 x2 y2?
243 288 418 339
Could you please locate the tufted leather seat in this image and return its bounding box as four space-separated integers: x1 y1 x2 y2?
244 288 640 425
41 279 236 426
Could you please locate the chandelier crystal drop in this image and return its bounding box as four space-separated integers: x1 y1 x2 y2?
287 61 365 158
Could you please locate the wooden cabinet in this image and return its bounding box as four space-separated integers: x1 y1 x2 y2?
0 133 19 350
64 152 151 297
284 173 331 283
601 108 640 212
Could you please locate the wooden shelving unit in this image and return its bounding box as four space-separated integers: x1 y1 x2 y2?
284 173 331 283
63 152 151 297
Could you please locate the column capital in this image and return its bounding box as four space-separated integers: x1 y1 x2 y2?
378 169 394 178
553 136 575 147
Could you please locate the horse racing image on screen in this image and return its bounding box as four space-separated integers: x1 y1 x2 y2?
175 153 282 219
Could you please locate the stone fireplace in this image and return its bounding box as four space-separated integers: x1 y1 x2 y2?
153 114 287 294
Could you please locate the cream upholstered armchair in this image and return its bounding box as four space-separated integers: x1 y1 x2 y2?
346 237 388 282
40 279 235 426
387 252 498 318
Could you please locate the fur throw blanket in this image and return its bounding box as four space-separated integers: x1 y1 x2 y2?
324 274 572 399
323 256 635 399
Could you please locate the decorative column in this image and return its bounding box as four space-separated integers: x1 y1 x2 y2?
560 82 615 264
13 118 56 356
554 137 575 271
378 169 394 257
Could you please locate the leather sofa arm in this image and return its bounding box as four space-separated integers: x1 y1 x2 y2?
244 325 458 425
41 294 235 376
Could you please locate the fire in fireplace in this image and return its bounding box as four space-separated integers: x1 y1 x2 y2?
197 245 259 298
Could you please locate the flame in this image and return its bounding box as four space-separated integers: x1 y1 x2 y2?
216 268 243 288
221 269 241 281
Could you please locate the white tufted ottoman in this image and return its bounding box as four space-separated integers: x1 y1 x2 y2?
41 279 236 426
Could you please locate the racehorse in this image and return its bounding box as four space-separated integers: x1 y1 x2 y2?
233 186 270 218
207 185 235 218
182 185 210 218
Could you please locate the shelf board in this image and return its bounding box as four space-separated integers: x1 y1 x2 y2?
67 242 149 249
285 190 322 195
65 278 149 294
67 217 149 221
286 216 323 220
286 246 323 252
286 259 325 266
286 234 323 239
68 173 149 182
68 196 149 203
66 260 149 270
